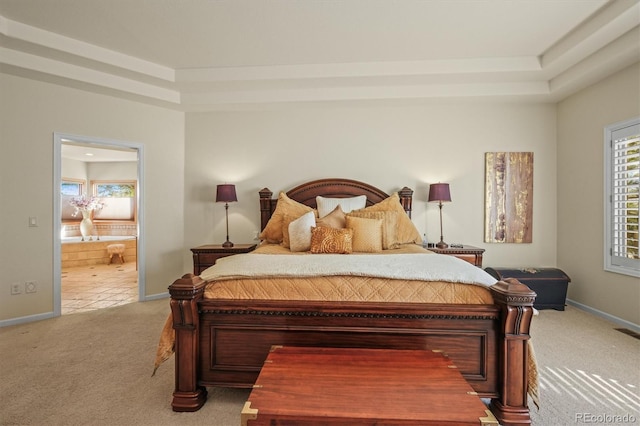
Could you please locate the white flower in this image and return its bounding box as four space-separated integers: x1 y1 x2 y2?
70 195 104 216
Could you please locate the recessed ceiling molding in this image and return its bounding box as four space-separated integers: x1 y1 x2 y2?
549 26 640 98
0 47 181 104
541 0 640 73
181 81 550 106
0 15 175 82
176 56 542 83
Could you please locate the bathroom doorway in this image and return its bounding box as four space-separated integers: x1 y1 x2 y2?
53 133 145 316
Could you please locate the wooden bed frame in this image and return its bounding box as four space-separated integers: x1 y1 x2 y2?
169 178 536 425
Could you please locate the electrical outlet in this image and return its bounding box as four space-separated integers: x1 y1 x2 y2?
11 282 22 295
25 281 37 293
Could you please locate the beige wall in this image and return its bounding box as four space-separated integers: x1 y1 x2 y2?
184 102 558 269
557 63 640 326
3 62 637 327
0 73 185 323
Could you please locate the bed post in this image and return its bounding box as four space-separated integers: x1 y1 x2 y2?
259 187 274 231
489 278 537 425
397 186 413 217
169 273 208 412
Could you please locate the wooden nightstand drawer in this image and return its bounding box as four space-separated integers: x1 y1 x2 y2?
191 244 257 275
197 252 228 264
453 253 481 266
428 245 485 268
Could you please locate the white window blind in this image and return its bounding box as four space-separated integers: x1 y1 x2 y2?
91 181 137 221
605 118 640 276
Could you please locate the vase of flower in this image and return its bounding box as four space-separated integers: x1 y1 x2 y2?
69 195 104 241
79 210 93 241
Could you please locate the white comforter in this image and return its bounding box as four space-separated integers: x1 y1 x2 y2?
200 252 498 287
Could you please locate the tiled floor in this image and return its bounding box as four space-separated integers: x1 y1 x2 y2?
61 261 138 315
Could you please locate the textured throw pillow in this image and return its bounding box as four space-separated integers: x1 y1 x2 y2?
316 195 367 218
345 216 383 253
259 192 313 244
355 192 422 245
288 211 316 252
310 226 353 254
316 205 347 229
347 210 399 249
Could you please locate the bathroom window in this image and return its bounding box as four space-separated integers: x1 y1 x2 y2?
61 178 85 221
92 180 137 221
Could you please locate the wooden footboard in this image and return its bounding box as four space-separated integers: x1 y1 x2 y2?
169 275 535 425
489 278 537 425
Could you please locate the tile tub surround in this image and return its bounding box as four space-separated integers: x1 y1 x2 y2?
61 237 137 268
61 223 137 239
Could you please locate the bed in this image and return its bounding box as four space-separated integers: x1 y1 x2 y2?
161 178 537 425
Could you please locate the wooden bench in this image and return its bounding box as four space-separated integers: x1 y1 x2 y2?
242 346 498 425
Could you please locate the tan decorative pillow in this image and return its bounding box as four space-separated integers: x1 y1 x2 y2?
355 192 422 245
316 195 367 218
281 213 299 248
288 211 316 252
310 226 353 254
346 216 383 253
259 192 313 244
347 210 398 249
316 205 347 229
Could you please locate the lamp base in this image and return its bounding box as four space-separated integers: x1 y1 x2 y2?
436 241 448 249
222 240 234 248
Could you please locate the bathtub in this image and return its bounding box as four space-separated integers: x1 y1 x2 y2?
61 235 137 243
61 236 137 268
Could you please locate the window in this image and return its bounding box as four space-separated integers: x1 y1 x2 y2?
61 178 85 221
92 181 137 221
604 117 640 277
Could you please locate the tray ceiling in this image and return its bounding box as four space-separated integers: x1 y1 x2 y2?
1 0 638 110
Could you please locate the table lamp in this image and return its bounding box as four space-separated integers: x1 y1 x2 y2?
216 184 237 248
428 183 452 249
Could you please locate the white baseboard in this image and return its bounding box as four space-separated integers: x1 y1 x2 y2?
567 298 640 334
143 292 169 301
0 311 55 328
1 294 169 328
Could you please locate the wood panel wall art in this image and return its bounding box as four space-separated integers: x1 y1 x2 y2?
484 152 533 243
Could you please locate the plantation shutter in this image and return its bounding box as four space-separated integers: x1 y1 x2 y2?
608 121 640 271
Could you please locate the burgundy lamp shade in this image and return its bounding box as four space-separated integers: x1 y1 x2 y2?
216 184 237 203
428 183 451 249
428 183 451 203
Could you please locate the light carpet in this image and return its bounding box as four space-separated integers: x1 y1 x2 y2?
0 299 638 425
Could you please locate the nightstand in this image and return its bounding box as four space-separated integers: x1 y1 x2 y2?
191 243 257 275
428 245 485 268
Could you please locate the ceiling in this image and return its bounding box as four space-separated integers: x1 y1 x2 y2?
61 141 138 163
1 0 638 110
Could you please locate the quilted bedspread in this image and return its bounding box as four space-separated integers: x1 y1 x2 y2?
200 244 496 304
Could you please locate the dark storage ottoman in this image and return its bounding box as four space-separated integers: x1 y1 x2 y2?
485 267 571 311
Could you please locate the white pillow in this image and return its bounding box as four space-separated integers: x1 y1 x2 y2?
316 195 367 218
288 211 316 252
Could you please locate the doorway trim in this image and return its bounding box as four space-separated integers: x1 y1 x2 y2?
53 133 146 316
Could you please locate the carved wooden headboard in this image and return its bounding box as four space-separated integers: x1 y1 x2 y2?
259 178 414 230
